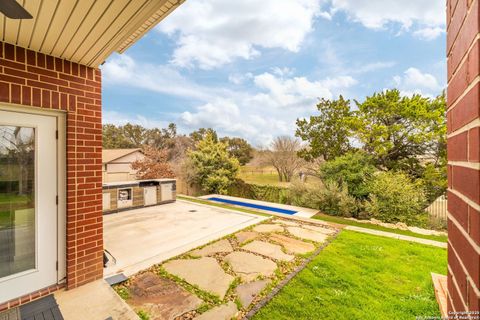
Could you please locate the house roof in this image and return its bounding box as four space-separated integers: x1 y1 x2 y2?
103 148 142 164
0 0 184 67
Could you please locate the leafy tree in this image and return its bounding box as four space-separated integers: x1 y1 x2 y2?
131 146 174 179
351 90 446 175
145 123 177 150
187 132 239 194
318 151 376 199
264 136 304 182
220 137 254 165
102 124 136 149
296 96 352 161
190 128 218 143
122 123 147 147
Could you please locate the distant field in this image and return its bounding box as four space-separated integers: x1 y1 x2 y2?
238 166 290 187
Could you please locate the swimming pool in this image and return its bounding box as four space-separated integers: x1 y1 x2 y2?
207 197 298 215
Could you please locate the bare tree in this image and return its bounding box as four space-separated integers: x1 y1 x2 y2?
264 136 304 182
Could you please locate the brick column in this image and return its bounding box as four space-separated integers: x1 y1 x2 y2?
0 42 104 293
446 0 480 313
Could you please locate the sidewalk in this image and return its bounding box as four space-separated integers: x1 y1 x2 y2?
344 226 447 248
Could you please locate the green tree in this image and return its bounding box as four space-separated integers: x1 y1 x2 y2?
190 128 218 143
296 96 352 161
220 137 254 165
102 124 136 149
145 123 177 150
318 151 376 199
351 90 446 175
188 132 239 194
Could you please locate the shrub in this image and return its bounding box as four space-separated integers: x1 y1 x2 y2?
318 151 376 199
227 180 290 204
289 181 358 217
419 163 447 203
364 171 427 224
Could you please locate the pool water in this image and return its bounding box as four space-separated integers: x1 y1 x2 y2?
207 197 297 215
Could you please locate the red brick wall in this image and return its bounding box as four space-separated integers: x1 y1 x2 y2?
447 0 480 313
0 42 103 291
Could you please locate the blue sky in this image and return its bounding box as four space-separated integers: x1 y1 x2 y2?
101 0 446 146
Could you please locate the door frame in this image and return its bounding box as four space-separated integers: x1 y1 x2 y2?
0 104 66 285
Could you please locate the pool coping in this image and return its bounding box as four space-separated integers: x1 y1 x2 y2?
199 194 319 218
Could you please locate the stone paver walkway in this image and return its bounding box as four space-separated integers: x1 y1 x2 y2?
127 272 202 319
194 301 238 320
243 241 295 262
269 234 315 254
253 224 284 233
287 226 329 242
163 257 234 299
118 217 339 319
191 239 233 257
224 251 277 281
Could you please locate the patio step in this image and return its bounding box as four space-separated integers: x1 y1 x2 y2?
431 273 448 318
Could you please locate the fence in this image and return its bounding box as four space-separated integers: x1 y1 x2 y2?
425 194 447 222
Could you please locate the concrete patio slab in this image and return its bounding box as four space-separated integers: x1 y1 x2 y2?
253 224 284 233
287 227 329 243
194 301 238 320
54 280 138 320
242 241 295 262
163 257 234 299
224 252 277 281
269 234 315 254
104 200 266 277
127 272 202 320
191 239 233 257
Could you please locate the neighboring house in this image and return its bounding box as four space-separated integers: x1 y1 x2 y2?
0 0 183 308
102 149 144 183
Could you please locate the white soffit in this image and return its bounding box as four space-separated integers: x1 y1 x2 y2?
0 0 184 67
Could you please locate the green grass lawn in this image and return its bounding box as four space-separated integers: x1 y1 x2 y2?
253 230 447 320
313 213 447 243
238 166 290 187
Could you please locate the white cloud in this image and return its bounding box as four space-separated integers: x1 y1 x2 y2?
413 27 445 41
330 0 445 39
157 0 321 69
102 54 357 146
353 61 396 74
393 67 444 97
102 55 217 101
103 110 170 129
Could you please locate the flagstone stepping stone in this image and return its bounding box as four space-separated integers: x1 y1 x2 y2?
287 227 329 243
273 219 299 227
163 257 234 299
224 252 277 281
302 224 336 235
242 240 295 262
253 224 284 233
127 272 202 320
235 231 259 244
235 280 269 307
269 234 315 254
194 301 238 320
191 239 233 257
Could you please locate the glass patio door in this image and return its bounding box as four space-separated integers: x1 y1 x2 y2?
0 109 58 303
